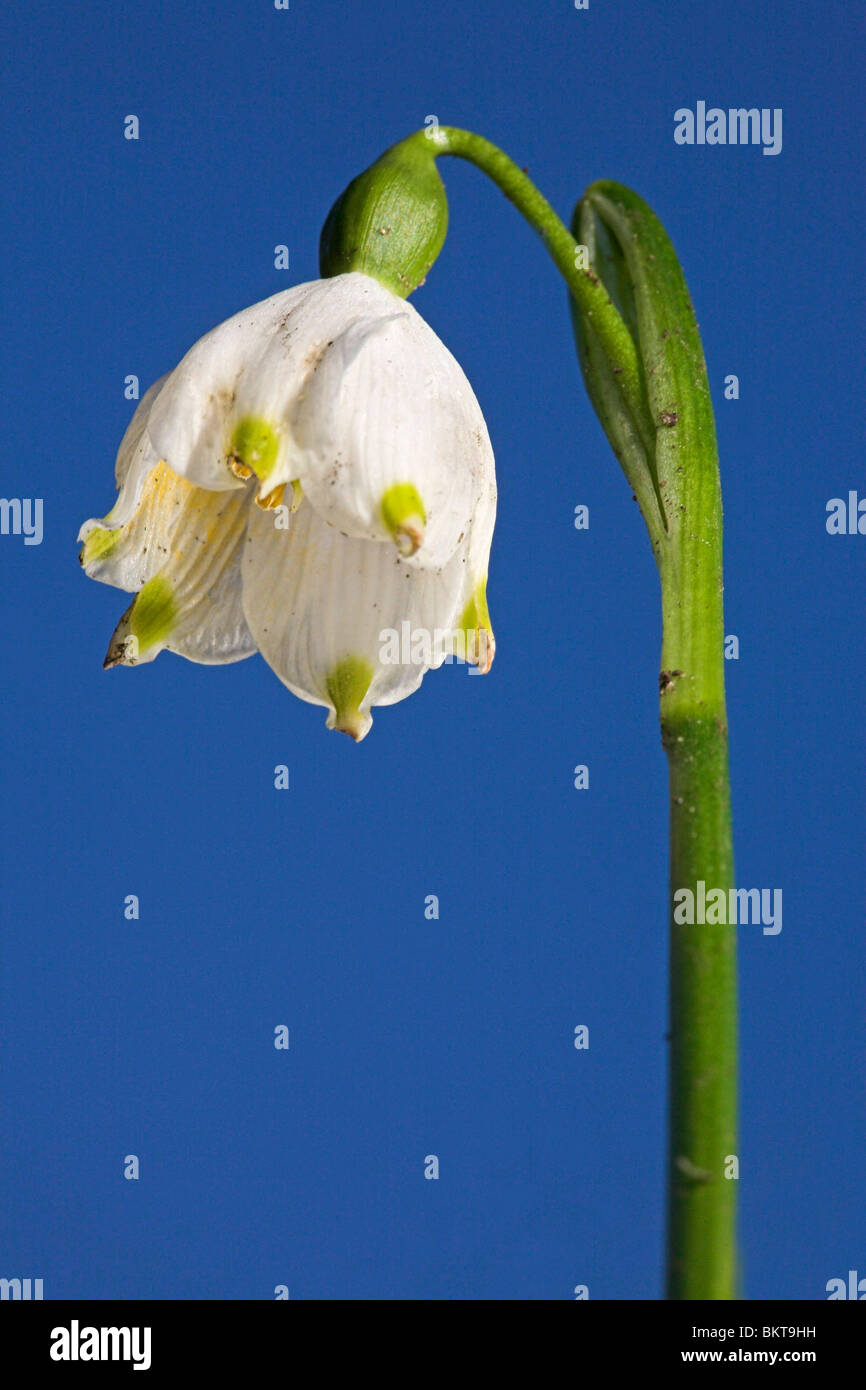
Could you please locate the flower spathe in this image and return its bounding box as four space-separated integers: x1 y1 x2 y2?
78 272 496 739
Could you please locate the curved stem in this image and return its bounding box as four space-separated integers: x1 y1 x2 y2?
405 127 655 459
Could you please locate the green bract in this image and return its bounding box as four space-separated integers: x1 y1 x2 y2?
570 183 720 570
319 137 448 297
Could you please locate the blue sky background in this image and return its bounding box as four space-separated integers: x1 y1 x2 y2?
2 0 863 1300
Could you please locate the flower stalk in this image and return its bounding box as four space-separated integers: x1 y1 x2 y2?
360 127 738 1297
572 184 736 1299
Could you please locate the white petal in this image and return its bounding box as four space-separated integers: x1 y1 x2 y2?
114 376 169 489
225 274 408 498
144 275 401 497
447 472 497 672
291 295 496 568
104 541 254 668
78 377 169 563
145 283 317 492
79 460 257 667
142 272 497 556
241 498 470 739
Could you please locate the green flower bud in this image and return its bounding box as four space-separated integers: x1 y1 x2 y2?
319 134 449 298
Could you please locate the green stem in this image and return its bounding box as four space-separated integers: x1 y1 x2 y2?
409 137 737 1298
660 557 737 1301
574 182 737 1298
405 127 655 460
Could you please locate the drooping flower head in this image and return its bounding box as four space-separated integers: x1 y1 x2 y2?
79 273 496 739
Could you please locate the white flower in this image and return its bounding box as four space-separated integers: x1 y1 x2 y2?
78 272 496 739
